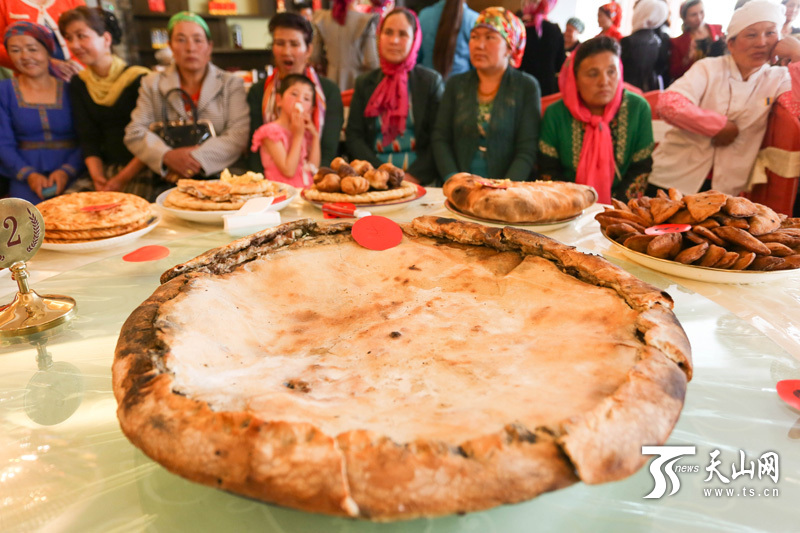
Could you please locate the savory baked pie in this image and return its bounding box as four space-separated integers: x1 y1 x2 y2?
113 217 691 520
443 173 597 223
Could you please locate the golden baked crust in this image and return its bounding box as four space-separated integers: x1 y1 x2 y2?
114 216 691 521
303 180 417 204
443 173 597 223
38 191 151 231
44 219 150 242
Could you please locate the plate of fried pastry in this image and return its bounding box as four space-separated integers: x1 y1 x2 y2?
597 188 800 283
157 169 298 224
39 191 160 252
301 157 426 212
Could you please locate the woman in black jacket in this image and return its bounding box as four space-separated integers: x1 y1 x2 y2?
346 8 444 185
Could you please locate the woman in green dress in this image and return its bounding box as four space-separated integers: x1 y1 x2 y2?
538 36 654 202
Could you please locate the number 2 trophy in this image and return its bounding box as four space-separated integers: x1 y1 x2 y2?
0 198 76 337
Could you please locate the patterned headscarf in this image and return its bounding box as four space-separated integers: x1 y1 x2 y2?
3 21 57 57
365 8 422 146
599 2 623 27
473 7 527 69
167 11 211 39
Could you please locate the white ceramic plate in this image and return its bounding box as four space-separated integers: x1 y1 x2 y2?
301 184 427 214
602 232 800 284
156 184 298 224
41 214 161 253
443 199 584 232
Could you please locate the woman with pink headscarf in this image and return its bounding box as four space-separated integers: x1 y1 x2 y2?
346 8 443 185
538 36 654 202
312 0 380 91
518 0 565 96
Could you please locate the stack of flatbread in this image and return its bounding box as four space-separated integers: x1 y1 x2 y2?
163 170 285 211
39 192 153 243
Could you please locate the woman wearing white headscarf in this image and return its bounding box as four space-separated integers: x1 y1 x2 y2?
620 0 670 91
648 0 800 197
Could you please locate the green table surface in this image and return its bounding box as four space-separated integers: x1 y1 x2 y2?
2 189 799 532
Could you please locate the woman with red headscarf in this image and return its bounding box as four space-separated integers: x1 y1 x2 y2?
597 1 623 42
312 0 380 91
518 0 566 96
346 8 444 185
433 7 540 183
538 36 654 202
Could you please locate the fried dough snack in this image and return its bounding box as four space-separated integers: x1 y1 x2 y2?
595 189 800 271
305 158 408 198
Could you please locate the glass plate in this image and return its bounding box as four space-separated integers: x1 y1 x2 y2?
156 184 298 224
41 214 161 253
301 184 427 214
602 231 800 284
443 199 583 231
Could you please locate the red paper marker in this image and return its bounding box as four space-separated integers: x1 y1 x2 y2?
323 202 357 217
80 202 121 212
352 216 402 251
645 223 692 236
123 245 170 262
777 380 800 411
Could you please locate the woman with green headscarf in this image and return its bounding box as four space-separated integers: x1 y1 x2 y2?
124 11 249 200
432 7 540 183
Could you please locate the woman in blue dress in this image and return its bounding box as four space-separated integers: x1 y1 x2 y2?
0 21 83 204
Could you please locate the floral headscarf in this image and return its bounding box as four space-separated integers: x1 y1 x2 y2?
4 21 57 57
473 7 527 69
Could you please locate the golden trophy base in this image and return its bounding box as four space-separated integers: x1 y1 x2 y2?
0 262 76 338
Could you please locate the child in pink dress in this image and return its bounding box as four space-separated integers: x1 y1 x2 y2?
251 74 321 187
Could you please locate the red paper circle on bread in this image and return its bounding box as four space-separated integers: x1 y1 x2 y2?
352 216 403 251
777 380 800 411
80 202 121 212
645 224 692 235
123 245 170 262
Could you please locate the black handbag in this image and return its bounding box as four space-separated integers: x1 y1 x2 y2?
149 87 216 148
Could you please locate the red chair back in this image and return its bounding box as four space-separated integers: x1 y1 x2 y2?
541 92 562 114
341 88 353 107
642 90 661 120
742 101 800 215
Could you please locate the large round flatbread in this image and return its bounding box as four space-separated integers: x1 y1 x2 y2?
444 173 597 223
44 219 149 242
304 180 417 204
113 217 691 521
38 191 151 231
